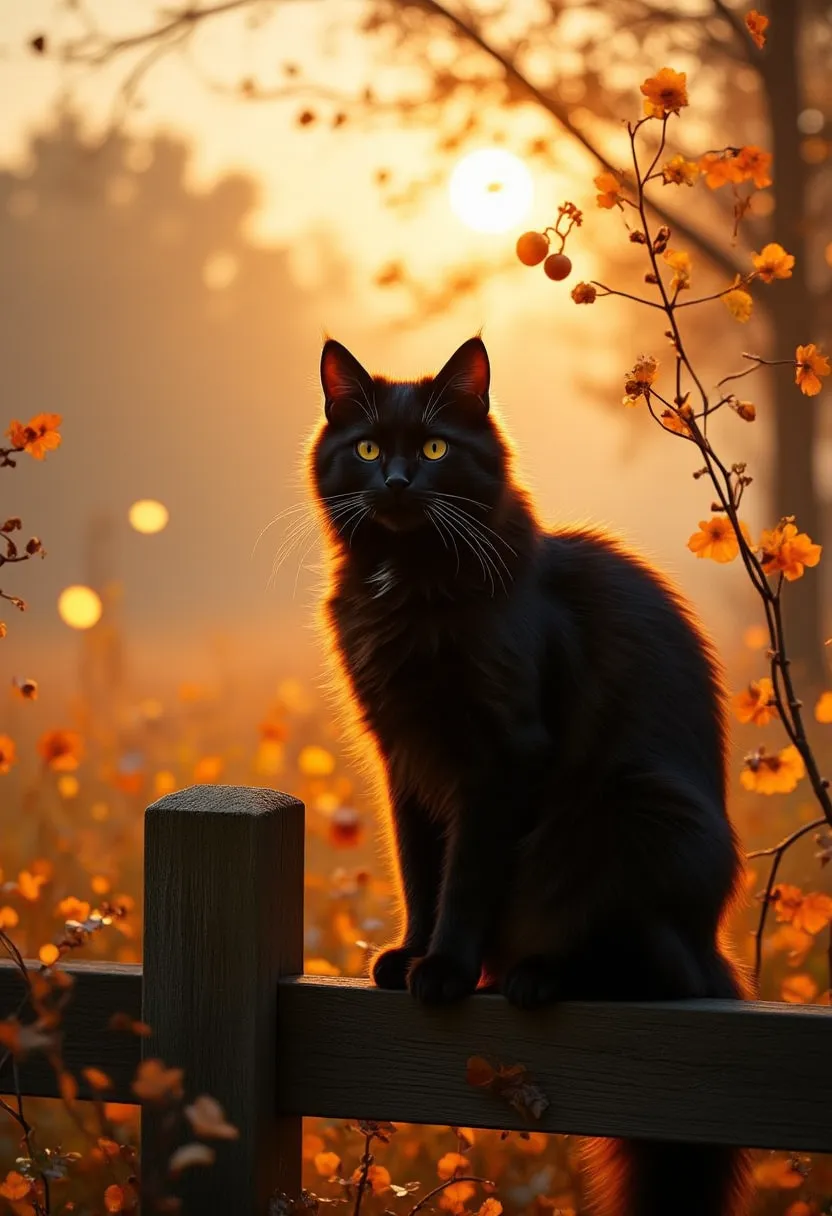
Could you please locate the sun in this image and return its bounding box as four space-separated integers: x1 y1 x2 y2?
449 149 534 234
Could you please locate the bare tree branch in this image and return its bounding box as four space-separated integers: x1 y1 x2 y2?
63 0 751 280
402 0 745 279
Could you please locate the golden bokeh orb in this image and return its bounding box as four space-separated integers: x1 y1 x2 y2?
129 499 169 534
58 585 102 630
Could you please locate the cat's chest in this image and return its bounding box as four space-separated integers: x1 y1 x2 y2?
330 580 523 740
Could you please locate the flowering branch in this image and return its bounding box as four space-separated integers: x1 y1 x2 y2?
516 61 832 989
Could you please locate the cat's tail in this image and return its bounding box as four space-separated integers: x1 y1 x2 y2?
580 946 752 1216
580 1138 751 1216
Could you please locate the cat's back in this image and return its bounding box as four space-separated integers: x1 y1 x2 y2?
534 524 727 787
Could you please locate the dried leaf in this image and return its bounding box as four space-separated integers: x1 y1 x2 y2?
169 1142 216 1173
185 1093 239 1140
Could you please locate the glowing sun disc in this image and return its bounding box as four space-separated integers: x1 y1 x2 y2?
449 149 534 234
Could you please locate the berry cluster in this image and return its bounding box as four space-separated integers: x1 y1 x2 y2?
515 201 582 281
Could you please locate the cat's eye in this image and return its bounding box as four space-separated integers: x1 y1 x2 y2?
422 437 448 461
356 439 380 462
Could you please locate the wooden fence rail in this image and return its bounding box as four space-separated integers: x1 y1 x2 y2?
1 785 831 1215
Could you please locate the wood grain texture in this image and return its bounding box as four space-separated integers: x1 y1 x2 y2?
0 959 141 1102
276 976 832 1152
143 784 305 1216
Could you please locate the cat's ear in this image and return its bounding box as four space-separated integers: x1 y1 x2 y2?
321 339 375 424
433 336 490 418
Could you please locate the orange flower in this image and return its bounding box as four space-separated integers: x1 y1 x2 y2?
350 1165 391 1195
438 1152 471 1181
0 1171 31 1201
752 242 795 283
132 1058 185 1102
571 281 597 304
661 155 699 186
83 1067 114 1092
741 745 805 795
328 805 362 848
439 1181 477 1214
687 517 748 564
5 412 62 460
662 248 691 292
660 408 692 437
594 171 622 209
623 354 659 405
733 145 772 189
753 1156 805 1188
0 734 16 774
640 68 689 118
315 1150 342 1178
733 677 777 726
38 943 60 966
745 9 769 49
18 870 47 901
699 152 744 190
815 692 832 723
760 521 822 581
795 343 831 397
722 281 753 323
57 896 91 922
37 728 84 772
781 973 818 1004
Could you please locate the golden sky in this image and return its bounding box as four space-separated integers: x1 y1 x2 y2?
0 1 770 693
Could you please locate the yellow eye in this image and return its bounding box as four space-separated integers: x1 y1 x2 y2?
422 437 448 461
356 439 380 461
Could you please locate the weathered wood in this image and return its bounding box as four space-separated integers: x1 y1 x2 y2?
143 785 305 1216
276 976 832 1153
0 959 141 1102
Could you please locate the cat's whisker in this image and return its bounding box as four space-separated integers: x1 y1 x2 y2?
434 501 516 575
430 491 490 513
287 499 367 597
431 502 494 595
269 497 363 589
432 502 509 596
252 492 364 559
434 496 518 557
433 503 510 578
426 507 460 576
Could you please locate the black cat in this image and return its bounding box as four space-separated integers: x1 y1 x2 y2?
309 335 750 1216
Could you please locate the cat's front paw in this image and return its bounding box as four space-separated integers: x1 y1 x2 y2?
502 956 560 1010
371 945 421 990
407 953 478 1005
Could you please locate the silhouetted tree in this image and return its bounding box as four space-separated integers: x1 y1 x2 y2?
37 1 832 674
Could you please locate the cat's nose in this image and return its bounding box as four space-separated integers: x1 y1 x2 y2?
384 458 410 492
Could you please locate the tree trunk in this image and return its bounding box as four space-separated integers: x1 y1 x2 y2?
765 0 826 684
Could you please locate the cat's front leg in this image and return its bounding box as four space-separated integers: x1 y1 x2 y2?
371 786 444 990
408 770 523 1005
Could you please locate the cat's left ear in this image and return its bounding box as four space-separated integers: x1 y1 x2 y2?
320 338 376 424
433 336 490 418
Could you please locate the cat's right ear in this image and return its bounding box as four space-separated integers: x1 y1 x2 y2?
321 339 375 424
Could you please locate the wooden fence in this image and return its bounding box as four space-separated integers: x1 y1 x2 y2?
2 785 832 1215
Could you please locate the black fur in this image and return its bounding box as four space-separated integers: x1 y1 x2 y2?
310 336 751 1216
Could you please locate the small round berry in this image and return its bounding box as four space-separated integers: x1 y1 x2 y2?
543 253 572 281
515 231 549 267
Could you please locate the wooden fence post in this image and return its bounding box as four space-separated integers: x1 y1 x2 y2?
142 784 305 1216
